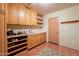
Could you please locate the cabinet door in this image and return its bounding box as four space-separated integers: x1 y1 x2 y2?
42 33 46 43
37 34 40 45
43 33 46 42
27 36 34 49
29 9 37 26
36 34 40 45
0 13 5 55
37 34 42 44
32 10 37 26
24 8 30 25
7 4 19 24
0 3 4 12
40 33 44 43
33 35 38 46
19 5 26 25
38 33 46 44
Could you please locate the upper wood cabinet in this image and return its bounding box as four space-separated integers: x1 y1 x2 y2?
18 5 30 25
6 4 19 24
6 4 39 26
19 5 37 26
0 4 5 13
29 9 37 26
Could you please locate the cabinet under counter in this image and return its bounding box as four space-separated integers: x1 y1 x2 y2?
27 32 46 50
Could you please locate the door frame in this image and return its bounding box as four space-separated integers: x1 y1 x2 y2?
48 17 59 45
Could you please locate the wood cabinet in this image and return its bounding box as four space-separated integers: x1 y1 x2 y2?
0 3 5 13
37 33 46 44
6 4 19 24
44 33 46 41
6 4 38 26
28 35 38 49
27 35 34 49
42 33 46 42
19 5 37 26
27 32 46 49
5 3 43 27
19 5 30 25
37 34 42 44
33 35 37 47
0 13 5 56
29 9 37 26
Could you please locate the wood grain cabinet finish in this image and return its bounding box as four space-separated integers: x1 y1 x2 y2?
27 33 46 49
27 35 34 49
38 33 46 44
36 34 41 45
6 4 38 26
19 5 37 26
38 34 42 44
42 33 46 42
0 4 5 13
6 4 19 24
0 13 5 56
29 9 37 26
31 10 37 26
19 5 30 25
32 35 37 46
28 35 38 49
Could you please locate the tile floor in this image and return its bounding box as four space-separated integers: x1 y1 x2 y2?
16 42 79 56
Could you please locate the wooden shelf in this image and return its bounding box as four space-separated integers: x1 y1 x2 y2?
8 42 26 49
37 22 43 25
61 20 79 24
37 16 43 20
37 13 43 28
8 39 27 44
37 13 43 17
8 46 27 55
37 19 43 21
37 21 43 24
7 34 27 39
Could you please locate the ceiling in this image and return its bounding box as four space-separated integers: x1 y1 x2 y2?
29 3 79 15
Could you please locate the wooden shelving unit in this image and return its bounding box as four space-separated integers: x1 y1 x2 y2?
8 46 26 55
37 13 43 28
7 34 28 39
8 39 26 44
7 34 27 56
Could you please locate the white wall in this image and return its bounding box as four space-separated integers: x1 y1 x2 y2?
12 28 45 34
44 5 79 50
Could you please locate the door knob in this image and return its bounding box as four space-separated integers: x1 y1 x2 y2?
56 32 58 33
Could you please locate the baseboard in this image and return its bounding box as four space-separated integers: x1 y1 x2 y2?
48 41 59 45
60 45 79 51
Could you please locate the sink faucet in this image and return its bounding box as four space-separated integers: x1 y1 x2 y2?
29 29 33 33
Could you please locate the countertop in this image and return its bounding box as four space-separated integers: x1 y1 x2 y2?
7 32 46 39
